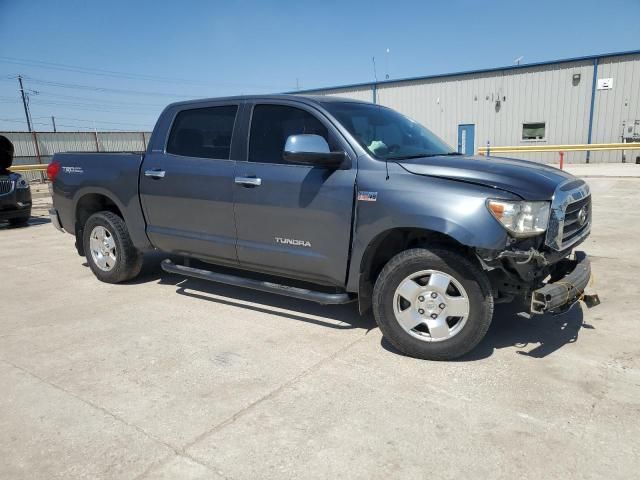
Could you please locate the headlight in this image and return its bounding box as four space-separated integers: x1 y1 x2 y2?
487 200 550 237
16 176 30 189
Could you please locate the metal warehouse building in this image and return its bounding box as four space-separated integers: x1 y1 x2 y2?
298 50 640 164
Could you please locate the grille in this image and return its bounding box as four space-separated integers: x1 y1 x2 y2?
0 177 13 195
545 180 591 251
562 196 591 245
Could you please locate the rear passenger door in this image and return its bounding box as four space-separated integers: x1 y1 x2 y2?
233 101 356 287
139 102 241 265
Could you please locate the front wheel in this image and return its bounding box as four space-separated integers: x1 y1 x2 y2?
83 211 142 283
373 248 494 360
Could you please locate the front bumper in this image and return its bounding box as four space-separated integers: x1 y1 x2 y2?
531 251 590 314
0 203 31 220
0 179 32 220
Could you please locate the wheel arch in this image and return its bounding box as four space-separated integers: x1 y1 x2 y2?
355 227 476 315
73 190 126 256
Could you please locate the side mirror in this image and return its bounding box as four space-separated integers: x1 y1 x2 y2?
283 134 345 168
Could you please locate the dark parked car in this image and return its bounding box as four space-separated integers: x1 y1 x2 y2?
0 135 32 226
49 95 593 360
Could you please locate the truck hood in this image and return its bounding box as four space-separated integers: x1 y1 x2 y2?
397 155 575 200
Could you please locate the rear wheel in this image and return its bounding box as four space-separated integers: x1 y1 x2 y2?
83 211 142 283
373 247 493 360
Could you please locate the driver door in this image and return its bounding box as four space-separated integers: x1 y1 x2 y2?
233 102 356 287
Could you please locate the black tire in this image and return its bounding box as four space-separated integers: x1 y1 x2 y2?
8 214 30 226
372 247 494 360
82 211 142 283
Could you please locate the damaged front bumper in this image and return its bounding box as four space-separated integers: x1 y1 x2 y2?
530 251 591 314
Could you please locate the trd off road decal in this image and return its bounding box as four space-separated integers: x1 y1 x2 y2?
357 191 377 202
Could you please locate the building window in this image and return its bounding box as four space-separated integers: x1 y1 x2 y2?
522 122 546 141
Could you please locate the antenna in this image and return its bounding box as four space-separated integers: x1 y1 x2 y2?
385 48 390 80
372 56 378 82
514 56 524 65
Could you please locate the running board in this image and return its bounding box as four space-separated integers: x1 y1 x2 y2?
161 259 355 305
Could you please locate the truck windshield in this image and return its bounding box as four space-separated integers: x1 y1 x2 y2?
324 102 457 160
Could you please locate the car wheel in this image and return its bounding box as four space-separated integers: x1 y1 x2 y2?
373 247 494 360
83 211 142 283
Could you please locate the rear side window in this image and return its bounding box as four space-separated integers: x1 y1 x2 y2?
167 105 238 159
249 104 333 164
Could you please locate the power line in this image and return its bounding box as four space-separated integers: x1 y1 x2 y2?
31 115 151 128
0 117 149 132
16 75 197 98
24 100 160 115
0 56 290 90
34 90 167 107
1 93 163 112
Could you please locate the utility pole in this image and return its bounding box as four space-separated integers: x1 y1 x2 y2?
51 116 57 132
18 75 33 132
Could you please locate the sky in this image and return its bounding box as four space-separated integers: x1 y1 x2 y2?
0 0 638 132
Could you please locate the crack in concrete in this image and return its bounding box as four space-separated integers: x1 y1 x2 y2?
180 334 369 466
0 357 221 480
0 331 368 479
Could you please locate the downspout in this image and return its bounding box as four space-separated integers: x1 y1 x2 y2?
586 57 599 164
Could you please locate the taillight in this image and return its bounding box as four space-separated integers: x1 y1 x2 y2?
47 160 61 182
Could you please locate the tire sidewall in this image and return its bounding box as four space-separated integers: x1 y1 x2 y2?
373 248 493 360
83 212 135 283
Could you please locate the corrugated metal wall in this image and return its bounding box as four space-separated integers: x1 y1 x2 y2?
1 131 151 165
375 60 593 164
303 53 640 164
591 53 640 163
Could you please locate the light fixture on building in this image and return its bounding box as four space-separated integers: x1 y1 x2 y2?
572 73 581 86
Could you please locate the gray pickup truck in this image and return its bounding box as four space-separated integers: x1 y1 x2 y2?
49 95 593 360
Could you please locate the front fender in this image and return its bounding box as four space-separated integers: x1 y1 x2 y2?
346 164 518 292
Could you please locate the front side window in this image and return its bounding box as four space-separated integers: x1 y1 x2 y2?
249 104 333 164
324 102 454 160
167 105 238 159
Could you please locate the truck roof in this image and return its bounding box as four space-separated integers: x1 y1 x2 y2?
165 94 370 109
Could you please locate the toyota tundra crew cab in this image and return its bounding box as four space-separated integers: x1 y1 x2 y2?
49 95 593 360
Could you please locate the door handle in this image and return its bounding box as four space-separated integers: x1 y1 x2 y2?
145 169 166 179
234 176 262 187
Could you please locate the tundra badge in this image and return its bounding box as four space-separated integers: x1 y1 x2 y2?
275 237 311 248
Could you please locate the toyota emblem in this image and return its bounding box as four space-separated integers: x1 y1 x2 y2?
577 206 588 226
